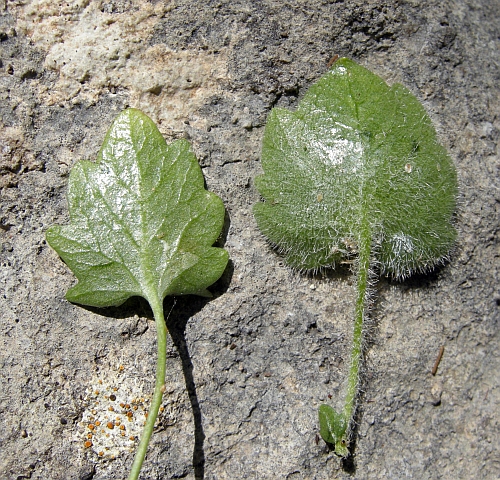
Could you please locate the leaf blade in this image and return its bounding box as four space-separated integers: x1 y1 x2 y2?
254 58 457 276
47 108 228 307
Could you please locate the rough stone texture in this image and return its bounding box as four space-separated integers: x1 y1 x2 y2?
0 1 498 479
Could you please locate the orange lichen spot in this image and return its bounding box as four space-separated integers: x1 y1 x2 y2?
94 390 99 396
95 421 101 426
84 440 93 448
129 436 135 441
133 405 138 411
159 406 164 412
119 365 125 371
98 379 103 384
108 406 114 412
113 387 118 392
92 410 97 415
125 404 131 409
88 424 95 431
99 451 104 457
107 421 114 429
120 424 125 430
87 433 93 439
120 403 126 408
121 431 126 436
144 413 148 419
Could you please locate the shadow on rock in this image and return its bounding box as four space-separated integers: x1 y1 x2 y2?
164 295 208 480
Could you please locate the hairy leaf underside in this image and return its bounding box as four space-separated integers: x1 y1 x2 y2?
254 58 457 277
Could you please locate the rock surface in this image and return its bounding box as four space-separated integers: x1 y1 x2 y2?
1 1 498 479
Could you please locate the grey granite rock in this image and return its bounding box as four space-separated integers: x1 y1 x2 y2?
1 1 498 479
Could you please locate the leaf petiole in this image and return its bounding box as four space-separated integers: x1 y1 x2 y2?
319 216 372 456
128 294 167 480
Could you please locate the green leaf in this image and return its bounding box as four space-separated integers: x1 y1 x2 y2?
47 108 228 308
318 405 348 457
254 58 457 277
253 58 457 456
46 108 228 479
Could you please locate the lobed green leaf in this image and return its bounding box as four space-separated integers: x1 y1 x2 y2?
47 108 228 307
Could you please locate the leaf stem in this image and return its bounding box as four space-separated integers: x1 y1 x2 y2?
128 295 167 480
343 223 371 438
318 221 372 456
